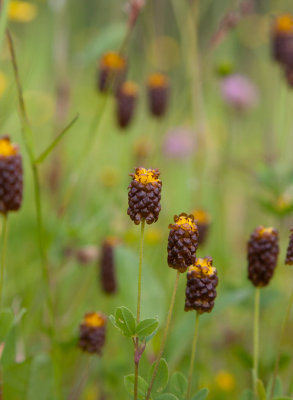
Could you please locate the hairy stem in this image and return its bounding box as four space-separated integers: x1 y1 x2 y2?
253 287 260 398
0 214 8 304
270 280 293 399
186 312 200 400
145 271 181 400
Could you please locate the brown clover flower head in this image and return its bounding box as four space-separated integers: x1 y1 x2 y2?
116 81 139 129
272 15 293 65
185 257 218 314
127 167 162 225
147 73 169 117
192 209 211 246
79 312 107 355
285 228 293 265
167 213 199 273
98 51 127 93
247 226 279 287
0 136 23 214
99 238 117 294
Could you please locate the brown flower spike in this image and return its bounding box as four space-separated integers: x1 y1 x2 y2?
98 51 127 93
127 167 162 225
247 226 279 287
147 73 169 117
185 257 218 314
0 136 23 214
285 229 293 265
167 213 199 273
272 14 293 65
192 209 211 246
99 238 117 294
79 312 107 355
116 81 138 129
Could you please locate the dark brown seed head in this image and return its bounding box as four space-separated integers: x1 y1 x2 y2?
185 257 218 314
127 167 162 225
247 226 279 287
285 229 293 265
79 312 107 355
99 238 117 294
147 73 169 118
116 81 139 129
98 51 127 93
192 209 211 246
167 213 199 273
272 15 293 64
0 136 23 215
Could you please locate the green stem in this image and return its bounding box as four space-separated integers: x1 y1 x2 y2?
270 280 293 400
0 214 8 304
134 220 145 400
145 270 181 400
136 220 145 323
253 287 260 398
186 312 200 400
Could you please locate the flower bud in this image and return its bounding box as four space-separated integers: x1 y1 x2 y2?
79 312 107 355
98 51 127 93
116 81 138 128
99 238 117 294
127 167 162 225
0 136 23 214
147 73 169 117
167 213 198 273
185 257 218 314
247 226 279 287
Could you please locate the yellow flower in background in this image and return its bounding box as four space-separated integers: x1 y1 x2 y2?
8 1 37 23
0 72 7 97
215 370 235 391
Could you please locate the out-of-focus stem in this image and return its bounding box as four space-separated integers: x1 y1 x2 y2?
145 271 180 400
253 287 260 397
186 312 200 400
0 214 8 304
134 220 145 400
270 280 293 400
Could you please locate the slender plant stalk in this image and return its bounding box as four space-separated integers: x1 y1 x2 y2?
270 280 293 400
186 312 200 400
6 29 55 324
253 287 260 397
0 214 8 304
145 270 181 400
134 220 146 400
136 220 145 323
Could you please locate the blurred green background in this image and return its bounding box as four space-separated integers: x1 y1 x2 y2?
2 0 293 399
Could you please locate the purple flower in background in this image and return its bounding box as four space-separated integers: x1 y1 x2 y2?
163 127 196 159
220 74 259 110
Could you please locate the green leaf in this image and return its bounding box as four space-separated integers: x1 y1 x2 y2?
155 394 179 400
35 114 79 164
267 376 282 398
273 397 292 400
3 359 31 400
114 307 136 337
77 23 126 64
149 359 169 393
27 355 55 400
257 379 267 400
240 389 254 400
0 308 14 342
124 374 149 400
136 318 159 340
1 327 16 367
170 372 187 397
191 388 209 400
